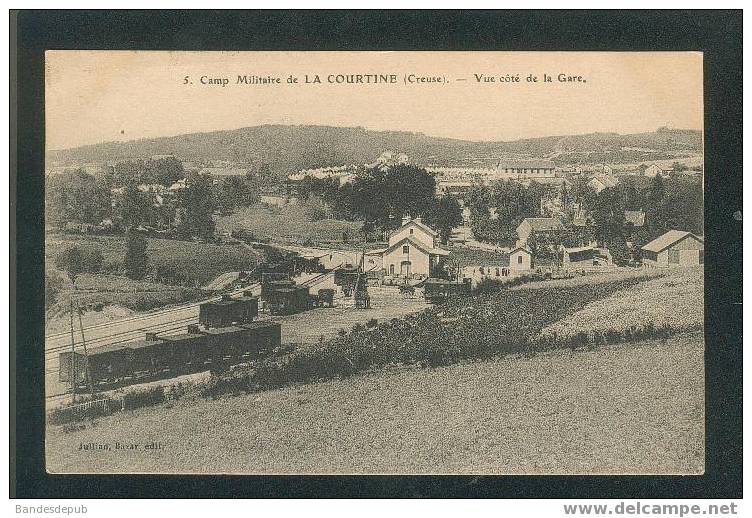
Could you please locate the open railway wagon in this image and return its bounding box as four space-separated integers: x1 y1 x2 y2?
59 321 282 389
265 286 311 315
260 273 294 298
199 294 258 328
422 278 472 304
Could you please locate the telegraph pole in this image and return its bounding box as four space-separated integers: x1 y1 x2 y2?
74 288 95 396
68 297 76 404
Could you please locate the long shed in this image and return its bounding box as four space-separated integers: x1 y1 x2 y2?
641 230 704 266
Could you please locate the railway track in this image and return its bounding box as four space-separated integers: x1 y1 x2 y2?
45 283 261 359
45 267 347 402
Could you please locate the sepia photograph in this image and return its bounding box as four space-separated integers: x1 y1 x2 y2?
41 50 706 476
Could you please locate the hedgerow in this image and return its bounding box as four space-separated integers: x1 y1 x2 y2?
234 276 654 392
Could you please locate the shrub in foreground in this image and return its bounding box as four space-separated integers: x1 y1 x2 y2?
122 386 165 410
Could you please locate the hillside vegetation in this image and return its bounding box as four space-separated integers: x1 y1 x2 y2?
45 332 703 474
47 125 702 177
46 267 704 474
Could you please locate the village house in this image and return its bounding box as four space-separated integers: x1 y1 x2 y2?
460 246 533 285
365 217 450 279
561 245 597 266
644 164 673 178
169 178 188 192
624 210 646 228
199 167 250 184
516 217 566 244
435 180 475 197
587 173 619 194
641 230 704 266
488 160 557 179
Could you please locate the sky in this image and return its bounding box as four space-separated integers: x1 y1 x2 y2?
45 51 704 151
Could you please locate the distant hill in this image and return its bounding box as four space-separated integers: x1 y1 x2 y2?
47 125 703 177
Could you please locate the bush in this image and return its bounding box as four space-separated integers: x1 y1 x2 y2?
473 278 509 295
45 270 66 310
122 386 165 410
201 371 251 398
197 277 648 397
48 396 122 425
82 248 104 273
54 246 104 278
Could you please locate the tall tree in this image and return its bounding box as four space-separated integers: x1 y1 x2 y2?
350 164 436 232
622 178 641 210
648 175 665 207
123 230 148 280
116 184 152 230
45 169 111 227
589 187 626 246
177 173 216 239
464 180 543 246
426 195 463 244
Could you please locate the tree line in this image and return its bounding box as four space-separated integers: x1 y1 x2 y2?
463 174 702 264
46 157 262 240
294 164 463 243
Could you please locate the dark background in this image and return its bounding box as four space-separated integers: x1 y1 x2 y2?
11 10 742 498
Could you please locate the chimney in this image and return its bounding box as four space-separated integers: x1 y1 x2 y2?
402 215 411 226
145 332 159 341
415 216 422 224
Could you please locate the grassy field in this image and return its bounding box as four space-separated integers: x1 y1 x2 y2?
45 266 705 474
46 233 263 321
540 267 703 338
45 273 207 333
45 332 703 474
46 234 261 287
215 204 364 246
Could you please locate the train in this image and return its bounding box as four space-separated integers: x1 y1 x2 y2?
59 296 281 389
422 278 472 304
261 273 335 315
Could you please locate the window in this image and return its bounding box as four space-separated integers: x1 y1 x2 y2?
495 268 500 276
479 267 484 275
389 264 395 275
668 249 679 264
403 245 409 254
517 255 523 264
409 228 414 234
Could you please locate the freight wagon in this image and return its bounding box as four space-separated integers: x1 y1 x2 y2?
199 294 258 328
266 286 311 315
59 321 282 389
422 278 472 304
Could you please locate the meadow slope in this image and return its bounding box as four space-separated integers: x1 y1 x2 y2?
46 333 703 475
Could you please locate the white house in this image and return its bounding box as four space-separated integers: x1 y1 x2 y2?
587 173 619 194
461 246 533 285
641 230 704 266
644 164 673 178
365 217 450 278
516 217 566 244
